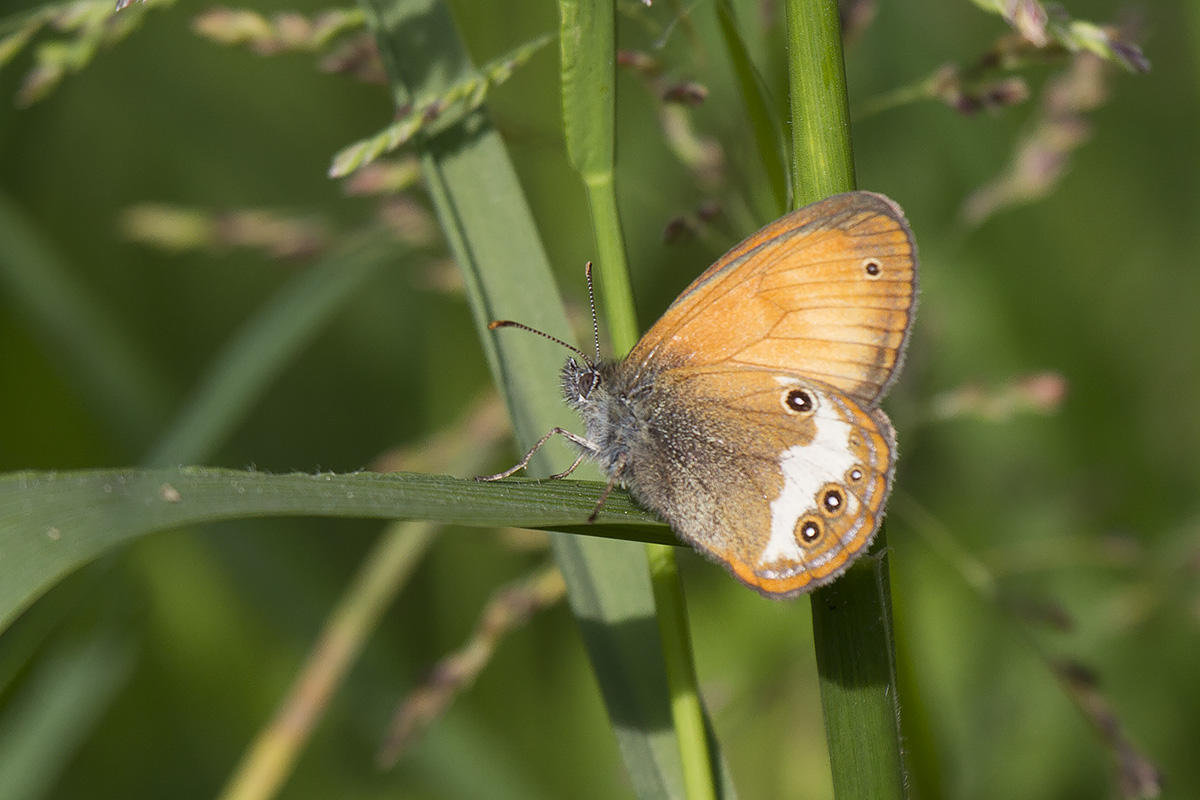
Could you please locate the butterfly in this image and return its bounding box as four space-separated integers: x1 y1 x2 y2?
480 191 918 598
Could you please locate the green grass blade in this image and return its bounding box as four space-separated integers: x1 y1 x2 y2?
0 467 672 633
559 0 613 181
644 545 718 800
810 549 906 798
783 0 855 206
783 1 907 797
559 0 638 354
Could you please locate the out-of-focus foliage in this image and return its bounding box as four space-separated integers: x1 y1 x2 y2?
0 0 1194 798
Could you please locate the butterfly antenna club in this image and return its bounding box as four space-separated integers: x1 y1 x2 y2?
488 319 593 365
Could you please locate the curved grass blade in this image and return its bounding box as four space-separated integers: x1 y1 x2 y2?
0 467 671 633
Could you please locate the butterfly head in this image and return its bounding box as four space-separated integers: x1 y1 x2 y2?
561 356 600 404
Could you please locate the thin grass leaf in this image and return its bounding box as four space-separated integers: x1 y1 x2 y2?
714 0 788 216
559 0 613 182
558 0 638 352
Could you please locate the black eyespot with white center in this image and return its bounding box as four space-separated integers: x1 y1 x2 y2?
798 519 822 543
783 388 814 414
821 487 845 516
847 467 864 484
864 259 882 277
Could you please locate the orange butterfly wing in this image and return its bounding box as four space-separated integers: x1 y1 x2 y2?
627 192 917 407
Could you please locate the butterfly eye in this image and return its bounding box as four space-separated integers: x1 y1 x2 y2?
782 388 814 414
579 371 597 397
863 259 882 277
820 487 846 516
796 518 823 544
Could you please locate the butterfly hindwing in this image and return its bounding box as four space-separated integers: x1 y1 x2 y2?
622 365 895 597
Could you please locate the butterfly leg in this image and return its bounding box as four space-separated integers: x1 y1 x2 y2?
548 451 588 480
587 454 627 523
476 427 597 482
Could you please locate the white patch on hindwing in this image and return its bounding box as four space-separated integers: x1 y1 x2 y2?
761 379 861 566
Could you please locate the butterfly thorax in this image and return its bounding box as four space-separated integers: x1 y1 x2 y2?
560 357 658 481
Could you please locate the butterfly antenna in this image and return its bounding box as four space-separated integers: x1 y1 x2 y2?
487 319 592 365
585 261 601 363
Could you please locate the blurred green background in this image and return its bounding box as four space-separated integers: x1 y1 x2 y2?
1 0 1197 798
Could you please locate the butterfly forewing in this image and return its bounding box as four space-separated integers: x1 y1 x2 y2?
628 192 917 407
